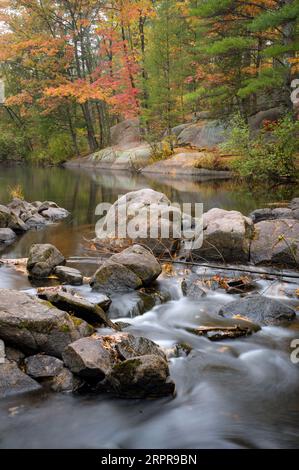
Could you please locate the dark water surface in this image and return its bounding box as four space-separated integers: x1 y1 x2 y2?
0 165 299 449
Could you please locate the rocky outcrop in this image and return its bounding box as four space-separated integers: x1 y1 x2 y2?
27 244 65 278
110 119 143 147
0 289 94 358
91 245 162 293
175 120 227 148
251 219 299 267
190 208 254 263
0 361 41 398
219 295 296 326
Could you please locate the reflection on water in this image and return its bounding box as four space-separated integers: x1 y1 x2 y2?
0 165 299 449
0 165 298 259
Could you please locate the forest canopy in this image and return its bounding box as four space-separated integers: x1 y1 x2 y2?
0 0 298 163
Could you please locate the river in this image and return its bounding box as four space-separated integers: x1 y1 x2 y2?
0 165 298 449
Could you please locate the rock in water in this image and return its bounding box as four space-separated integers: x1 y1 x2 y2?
107 355 175 398
62 336 115 381
90 259 143 293
250 219 299 267
115 335 167 361
0 228 17 245
27 243 65 278
192 208 254 263
0 362 41 398
53 266 83 286
110 245 162 286
181 276 206 300
0 289 94 357
37 286 115 329
219 295 296 326
25 354 64 378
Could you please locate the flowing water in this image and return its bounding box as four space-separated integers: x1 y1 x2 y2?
0 165 299 449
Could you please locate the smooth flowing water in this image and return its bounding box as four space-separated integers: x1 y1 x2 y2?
0 165 298 449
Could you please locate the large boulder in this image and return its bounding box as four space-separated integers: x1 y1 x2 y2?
94 189 181 255
248 107 286 132
219 295 296 326
192 208 254 262
0 362 41 398
110 245 162 286
110 119 143 147
107 355 175 399
0 289 94 358
115 335 167 361
250 219 299 267
176 121 227 148
90 259 143 294
62 336 114 381
27 244 65 278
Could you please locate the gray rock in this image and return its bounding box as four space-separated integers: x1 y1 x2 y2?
37 286 115 329
181 277 206 300
250 207 295 222
251 219 299 267
177 121 227 148
5 346 25 365
90 259 143 294
219 295 296 326
289 198 299 211
62 336 114 381
110 245 162 286
40 207 69 222
27 243 65 278
110 119 143 147
45 367 82 393
0 289 94 358
115 335 166 361
0 204 28 232
25 213 47 228
0 228 17 244
38 201 59 212
107 355 175 398
193 208 254 262
248 107 286 132
54 266 83 286
25 354 64 378
0 362 41 398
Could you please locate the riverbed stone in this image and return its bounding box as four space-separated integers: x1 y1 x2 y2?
115 335 167 361
90 259 143 294
5 346 25 365
62 336 115 381
250 219 299 267
25 354 64 378
218 295 296 326
107 355 175 398
0 228 17 244
37 286 115 328
110 245 162 286
192 208 254 262
0 362 41 398
181 276 206 300
0 289 94 358
27 243 65 278
45 367 82 393
0 204 28 232
54 266 83 286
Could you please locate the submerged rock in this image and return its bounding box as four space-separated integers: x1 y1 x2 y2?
0 289 94 358
53 266 83 286
0 362 41 398
181 276 206 300
250 219 299 267
37 286 115 329
106 355 175 399
27 244 65 278
219 295 296 326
